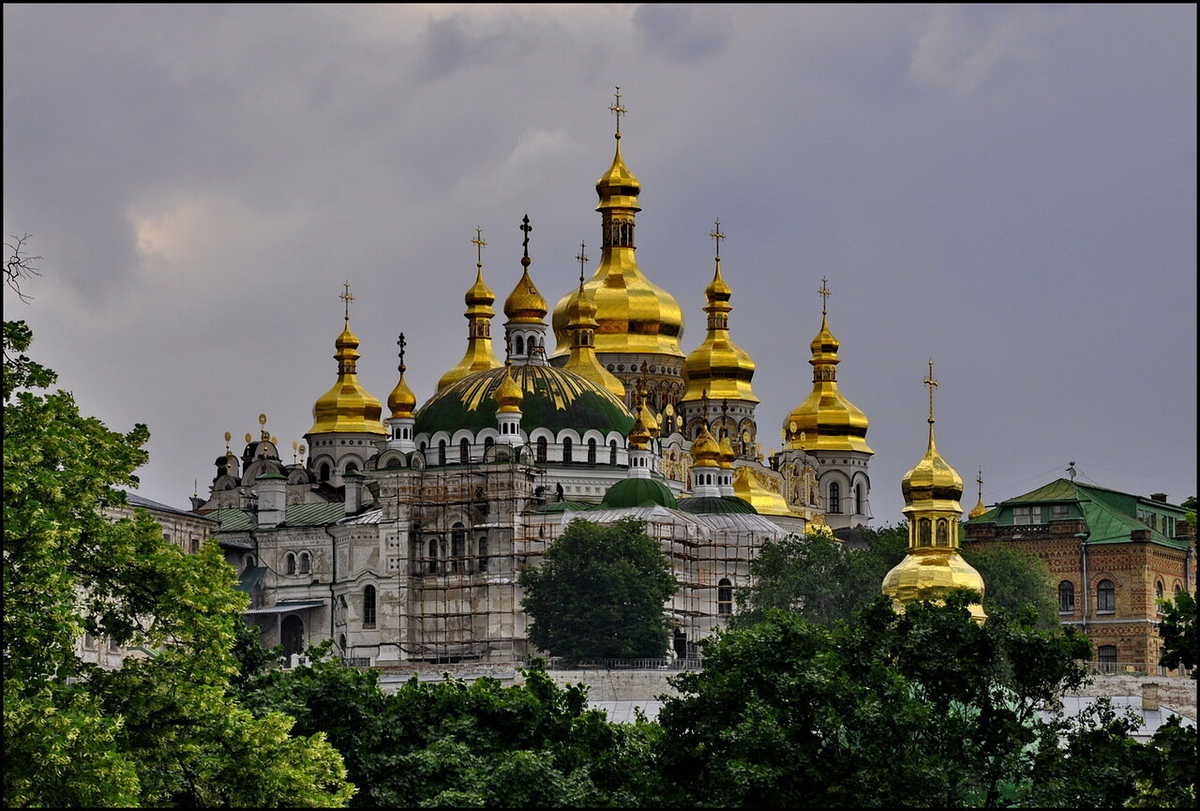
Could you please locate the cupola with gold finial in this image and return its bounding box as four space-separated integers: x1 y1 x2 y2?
437 229 502 391
969 469 989 520
882 361 986 623
308 282 387 437
563 241 626 399
492 360 525 445
550 88 684 407
783 278 872 454
503 215 551 366
386 332 418 452
682 221 759 406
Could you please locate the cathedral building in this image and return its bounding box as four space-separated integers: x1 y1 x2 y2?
189 97 876 667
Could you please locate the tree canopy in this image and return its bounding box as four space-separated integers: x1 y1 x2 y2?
519 518 678 660
3 242 353 807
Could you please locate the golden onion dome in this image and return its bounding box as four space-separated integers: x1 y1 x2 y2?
503 260 548 324
628 413 652 451
784 312 871 453
732 465 795 517
550 133 684 359
493 365 524 413
969 496 988 520
881 550 987 623
691 425 721 467
902 425 965 513
682 259 758 403
437 265 502 392
387 368 417 420
562 276 626 399
308 321 387 436
717 435 736 469
637 397 659 436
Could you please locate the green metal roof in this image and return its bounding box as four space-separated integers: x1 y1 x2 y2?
602 477 678 510
677 496 759 515
532 500 601 514
284 502 346 527
208 508 255 532
414 364 634 438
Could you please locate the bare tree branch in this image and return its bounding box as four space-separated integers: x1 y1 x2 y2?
5 234 43 304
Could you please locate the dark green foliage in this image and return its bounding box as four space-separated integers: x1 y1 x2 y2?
238 650 660 807
658 592 1109 808
1158 590 1197 675
960 542 1060 629
520 518 677 659
731 524 907 627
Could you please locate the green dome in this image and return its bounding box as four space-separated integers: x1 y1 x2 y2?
677 496 758 515
414 365 634 437
603 477 678 509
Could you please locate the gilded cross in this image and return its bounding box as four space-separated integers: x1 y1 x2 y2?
340 281 354 321
576 241 589 287
397 333 407 372
609 86 626 137
924 359 938 424
710 220 725 259
818 277 831 316
977 469 984 500
520 214 532 257
471 227 487 268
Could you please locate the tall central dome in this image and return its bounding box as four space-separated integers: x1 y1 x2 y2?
550 91 684 409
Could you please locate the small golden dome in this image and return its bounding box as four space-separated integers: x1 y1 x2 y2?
682 261 758 403
628 413 652 451
718 435 736 469
732 465 795 517
595 140 642 212
466 267 495 307
493 365 524 413
562 277 626 399
902 427 964 512
503 262 548 324
308 322 387 436
691 425 720 467
784 313 871 453
438 266 502 391
387 371 417 420
969 497 988 520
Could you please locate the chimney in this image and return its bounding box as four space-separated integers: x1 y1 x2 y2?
1142 682 1160 713
344 469 364 514
255 472 286 528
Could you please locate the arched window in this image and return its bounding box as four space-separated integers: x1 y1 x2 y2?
935 519 949 546
438 440 447 465
1155 580 1165 612
427 538 439 574
1176 583 1184 597
244 555 256 571
828 482 841 514
610 440 618 465
285 552 296 575
1058 581 1075 613
460 438 470 464
562 437 573 463
918 519 931 546
319 463 331 482
514 335 525 356
344 461 358 475
536 437 548 463
451 523 465 573
1097 579 1116 612
855 484 864 515
588 439 597 464
299 551 311 575
717 578 734 616
363 585 376 627
189 537 200 554
478 536 489 573
338 633 347 654
484 436 494 454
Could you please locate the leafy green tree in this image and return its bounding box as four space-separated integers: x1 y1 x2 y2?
1158 589 1197 675
960 542 1060 629
3 244 353 807
657 591 1113 808
731 524 906 627
520 518 677 659
238 648 660 807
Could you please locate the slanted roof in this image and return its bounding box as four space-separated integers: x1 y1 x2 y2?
283 502 347 527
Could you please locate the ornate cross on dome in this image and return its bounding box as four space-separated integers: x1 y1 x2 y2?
977 469 984 500
396 332 406 373
818 277 831 316
520 214 532 258
710 220 725 259
609 86 626 138
576 242 588 285
472 227 487 269
340 281 354 321
924 359 938 424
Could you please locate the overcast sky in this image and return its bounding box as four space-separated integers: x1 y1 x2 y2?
4 4 1196 524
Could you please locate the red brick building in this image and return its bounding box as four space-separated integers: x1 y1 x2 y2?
963 479 1194 667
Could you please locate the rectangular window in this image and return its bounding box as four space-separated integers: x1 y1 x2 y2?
1051 504 1069 519
1013 506 1041 525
